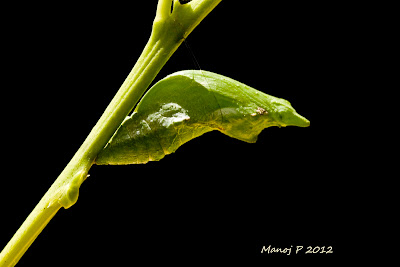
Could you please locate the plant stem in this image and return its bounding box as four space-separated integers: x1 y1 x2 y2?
0 1 221 266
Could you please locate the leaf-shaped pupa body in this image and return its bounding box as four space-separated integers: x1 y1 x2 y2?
95 70 309 165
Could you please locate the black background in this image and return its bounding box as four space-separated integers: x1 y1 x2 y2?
1 1 348 265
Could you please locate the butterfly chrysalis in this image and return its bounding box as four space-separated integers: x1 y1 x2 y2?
95 70 309 165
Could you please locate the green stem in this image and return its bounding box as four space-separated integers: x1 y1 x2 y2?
0 1 221 266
